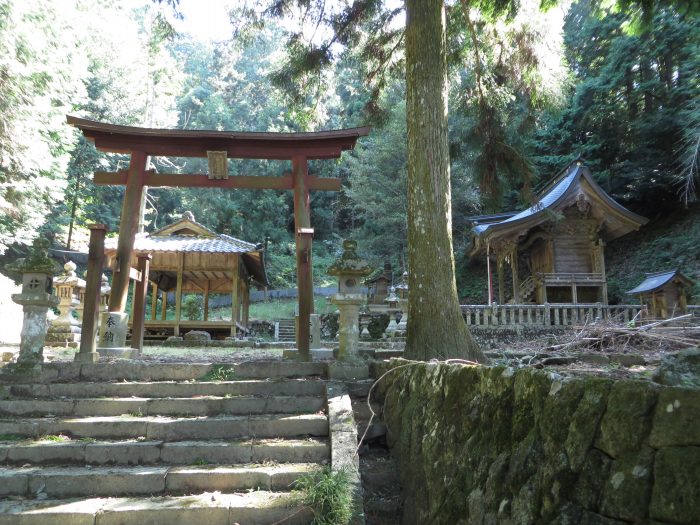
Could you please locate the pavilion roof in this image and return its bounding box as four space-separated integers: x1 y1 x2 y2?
626 269 695 295
105 212 267 286
67 116 370 160
471 161 648 245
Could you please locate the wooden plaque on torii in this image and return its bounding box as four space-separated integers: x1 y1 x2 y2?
67 116 370 358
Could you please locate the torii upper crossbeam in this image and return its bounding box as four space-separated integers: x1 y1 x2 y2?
68 116 370 358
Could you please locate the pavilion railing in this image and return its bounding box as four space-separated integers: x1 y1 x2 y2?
460 303 645 327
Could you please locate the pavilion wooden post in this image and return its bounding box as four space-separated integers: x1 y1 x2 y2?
150 283 158 320
230 255 239 337
76 224 107 363
174 253 183 336
293 155 313 359
511 247 520 303
131 254 151 351
203 280 210 321
497 259 505 305
242 279 250 327
109 151 148 313
161 291 167 320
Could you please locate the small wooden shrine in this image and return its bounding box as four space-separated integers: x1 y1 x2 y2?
627 269 694 318
104 212 266 338
365 261 393 305
470 160 648 305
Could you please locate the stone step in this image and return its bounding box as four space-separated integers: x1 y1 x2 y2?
0 491 312 525
2 361 325 384
4 378 326 399
0 414 328 441
0 463 319 498
1 437 329 465
0 395 325 417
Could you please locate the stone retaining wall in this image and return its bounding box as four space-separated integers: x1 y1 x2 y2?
375 362 699 525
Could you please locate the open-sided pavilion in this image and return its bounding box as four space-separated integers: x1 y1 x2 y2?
68 116 369 358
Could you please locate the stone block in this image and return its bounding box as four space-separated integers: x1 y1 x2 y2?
251 439 329 463
184 330 211 342
248 414 328 438
0 468 31 496
160 440 252 465
146 416 249 441
650 387 700 447
73 351 99 363
564 378 612 471
328 361 369 380
98 311 128 348
73 398 148 417
165 466 270 492
596 380 658 458
85 441 162 465
653 348 700 387
609 354 646 367
600 447 654 521
0 497 103 525
5 442 86 464
0 399 75 417
36 417 148 440
96 495 230 525
650 446 700 524
28 466 168 497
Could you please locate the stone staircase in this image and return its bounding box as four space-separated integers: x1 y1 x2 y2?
276 319 296 342
0 361 330 524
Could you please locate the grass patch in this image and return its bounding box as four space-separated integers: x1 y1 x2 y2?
191 458 210 466
78 437 97 443
39 434 71 442
199 365 236 382
294 466 354 525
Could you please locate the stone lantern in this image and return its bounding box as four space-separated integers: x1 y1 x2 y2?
100 274 111 312
327 240 372 362
47 261 85 346
384 287 400 336
395 271 409 336
9 238 59 364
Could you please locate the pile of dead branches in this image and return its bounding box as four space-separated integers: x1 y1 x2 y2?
545 313 700 353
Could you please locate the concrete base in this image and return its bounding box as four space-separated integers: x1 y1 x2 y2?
98 347 140 359
327 361 369 380
74 351 100 363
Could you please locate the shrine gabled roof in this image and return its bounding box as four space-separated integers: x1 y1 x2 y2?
626 269 695 295
67 116 370 160
472 161 648 243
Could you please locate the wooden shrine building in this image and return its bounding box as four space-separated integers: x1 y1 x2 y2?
470 161 648 305
366 261 393 305
104 211 266 338
68 116 369 356
627 269 695 318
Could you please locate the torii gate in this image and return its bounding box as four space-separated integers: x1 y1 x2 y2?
67 116 369 359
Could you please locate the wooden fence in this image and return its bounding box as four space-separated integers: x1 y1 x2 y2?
460 303 646 327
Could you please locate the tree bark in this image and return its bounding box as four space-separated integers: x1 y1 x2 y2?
404 0 485 362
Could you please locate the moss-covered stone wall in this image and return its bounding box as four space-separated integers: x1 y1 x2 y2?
377 362 700 524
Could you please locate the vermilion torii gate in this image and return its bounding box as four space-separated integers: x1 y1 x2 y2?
67 116 369 358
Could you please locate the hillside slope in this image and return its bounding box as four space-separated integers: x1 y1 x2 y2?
606 204 700 304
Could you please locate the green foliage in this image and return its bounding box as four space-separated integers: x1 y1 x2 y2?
294 466 355 525
606 204 700 303
182 294 203 321
199 365 236 382
367 314 390 340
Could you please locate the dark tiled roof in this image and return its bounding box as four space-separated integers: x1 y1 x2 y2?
105 233 257 254
626 269 692 294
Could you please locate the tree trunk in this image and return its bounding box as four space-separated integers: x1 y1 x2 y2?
404 0 485 362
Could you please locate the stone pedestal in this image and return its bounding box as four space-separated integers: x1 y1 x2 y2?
385 316 398 337
331 294 365 361
97 312 137 358
310 314 321 349
15 301 59 364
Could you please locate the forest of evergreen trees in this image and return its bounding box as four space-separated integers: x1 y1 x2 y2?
1 0 698 293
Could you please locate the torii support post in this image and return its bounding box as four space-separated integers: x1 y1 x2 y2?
293 155 313 359
109 151 148 313
131 254 151 352
75 224 107 363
